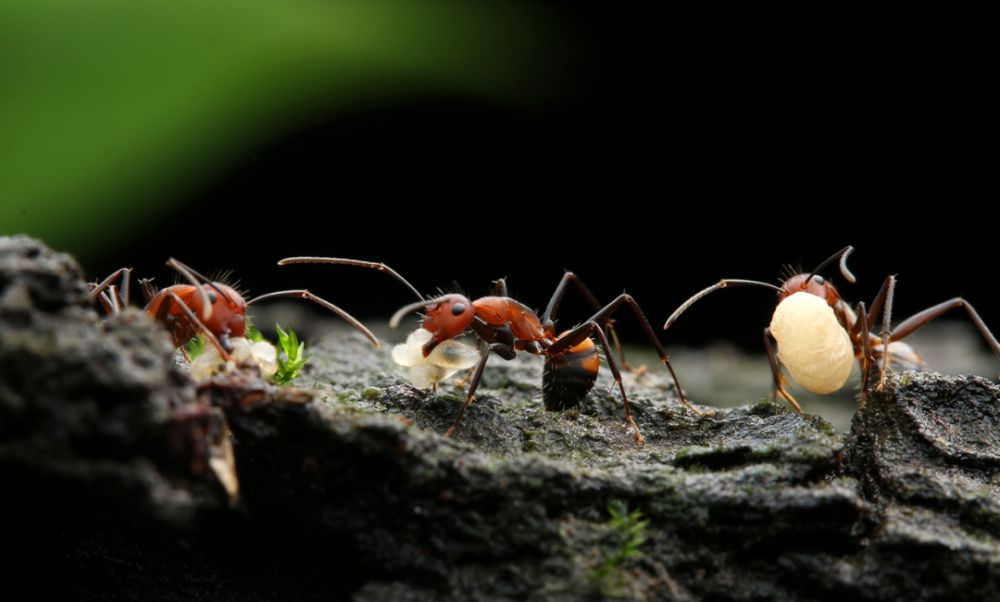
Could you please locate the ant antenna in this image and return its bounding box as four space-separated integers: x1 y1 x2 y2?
806 246 856 286
278 257 425 301
664 279 780 330
167 258 214 322
168 258 235 304
245 290 380 348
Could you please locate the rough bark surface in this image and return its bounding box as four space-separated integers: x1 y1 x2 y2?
2 235 998 601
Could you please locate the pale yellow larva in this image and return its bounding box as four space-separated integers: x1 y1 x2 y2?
769 292 853 394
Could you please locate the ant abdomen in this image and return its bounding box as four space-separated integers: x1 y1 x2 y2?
542 335 599 411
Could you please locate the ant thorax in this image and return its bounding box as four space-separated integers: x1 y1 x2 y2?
392 328 480 389
770 291 853 394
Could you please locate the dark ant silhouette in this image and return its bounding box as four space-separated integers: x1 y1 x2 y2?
89 258 379 363
278 257 701 441
665 246 1000 410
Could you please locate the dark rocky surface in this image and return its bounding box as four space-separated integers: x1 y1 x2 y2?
2 235 999 601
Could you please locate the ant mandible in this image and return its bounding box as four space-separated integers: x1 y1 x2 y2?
664 246 1000 410
277 257 701 442
89 258 380 363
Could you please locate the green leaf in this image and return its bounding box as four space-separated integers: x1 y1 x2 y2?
274 323 312 386
186 333 207 359
246 322 265 343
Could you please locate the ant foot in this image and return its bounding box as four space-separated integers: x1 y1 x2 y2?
625 363 648 379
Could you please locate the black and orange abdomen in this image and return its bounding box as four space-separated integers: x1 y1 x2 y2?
542 333 599 411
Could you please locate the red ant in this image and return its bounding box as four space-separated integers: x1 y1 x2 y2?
278 257 700 442
88 258 380 363
664 246 1000 410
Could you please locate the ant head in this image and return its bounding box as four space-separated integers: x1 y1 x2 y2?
190 283 247 338
779 274 841 306
778 246 855 306
422 294 476 342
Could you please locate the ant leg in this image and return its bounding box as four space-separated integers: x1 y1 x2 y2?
453 370 475 388
165 259 215 322
247 289 380 348
548 294 702 417
888 298 1000 378
848 276 896 394
608 326 646 377
492 278 508 296
452 338 483 388
140 279 157 305
444 343 513 438
89 268 130 300
89 268 132 314
764 328 803 412
118 269 131 308
850 275 894 336
94 291 117 315
586 324 645 442
853 302 879 408
876 279 895 391
161 292 236 363
541 272 643 375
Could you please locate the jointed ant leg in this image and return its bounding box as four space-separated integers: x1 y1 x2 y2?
854 302 876 408
587 323 645 442
89 268 132 314
764 328 803 412
161 292 236 363
140 279 157 305
877 279 895 390
542 272 644 375
848 275 896 395
888 298 1000 378
452 337 483 388
548 294 702 422
444 342 515 438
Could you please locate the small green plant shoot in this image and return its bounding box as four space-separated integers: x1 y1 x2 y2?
186 333 207 359
245 322 265 343
590 500 649 595
274 323 312 386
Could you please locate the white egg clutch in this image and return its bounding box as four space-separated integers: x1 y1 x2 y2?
769 292 854 394
190 338 279 381
392 328 481 389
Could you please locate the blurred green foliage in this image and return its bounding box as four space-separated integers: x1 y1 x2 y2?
0 0 566 263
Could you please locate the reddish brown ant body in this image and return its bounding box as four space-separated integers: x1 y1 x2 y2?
278 257 700 442
89 258 379 363
664 246 1000 410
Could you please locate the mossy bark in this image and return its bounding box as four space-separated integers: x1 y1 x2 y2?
3 235 999 601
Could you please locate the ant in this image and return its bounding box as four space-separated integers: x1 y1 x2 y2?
88 258 380 363
664 246 1000 411
278 257 700 442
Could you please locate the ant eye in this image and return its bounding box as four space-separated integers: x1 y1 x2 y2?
208 291 218 304
812 276 824 285
451 303 466 316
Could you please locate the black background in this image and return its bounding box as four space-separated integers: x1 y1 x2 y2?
85 10 995 352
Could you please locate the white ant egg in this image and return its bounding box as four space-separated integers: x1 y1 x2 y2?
190 337 278 381
391 328 480 389
769 291 853 394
